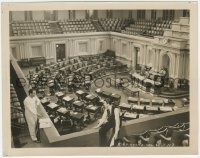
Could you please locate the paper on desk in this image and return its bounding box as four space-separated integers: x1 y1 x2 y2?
39 118 51 128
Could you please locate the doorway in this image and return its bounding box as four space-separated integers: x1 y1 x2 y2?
56 44 66 61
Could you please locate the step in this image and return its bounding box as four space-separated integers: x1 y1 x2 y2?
158 93 189 99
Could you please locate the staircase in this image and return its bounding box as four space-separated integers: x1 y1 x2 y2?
92 20 104 32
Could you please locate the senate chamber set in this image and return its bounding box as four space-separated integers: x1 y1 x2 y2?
9 9 190 148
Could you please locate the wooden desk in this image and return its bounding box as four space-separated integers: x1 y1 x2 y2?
55 92 65 103
123 112 138 120
151 99 163 106
46 103 60 115
70 111 85 129
160 106 173 113
57 107 70 117
101 91 112 99
132 105 145 112
163 99 175 107
110 93 121 102
139 98 151 105
128 97 139 104
75 90 87 99
55 92 65 98
85 94 97 103
119 103 132 111
95 88 103 96
85 105 100 120
63 96 74 108
124 85 140 97
73 100 84 112
41 97 51 109
146 105 159 113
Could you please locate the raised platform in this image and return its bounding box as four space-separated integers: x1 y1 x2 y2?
159 88 189 99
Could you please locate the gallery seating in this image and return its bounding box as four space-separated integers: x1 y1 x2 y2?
11 20 52 36
122 20 172 37
10 83 27 147
99 18 133 32
116 122 189 147
10 19 173 38
59 19 97 34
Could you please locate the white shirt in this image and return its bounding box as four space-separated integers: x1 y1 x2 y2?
24 96 40 115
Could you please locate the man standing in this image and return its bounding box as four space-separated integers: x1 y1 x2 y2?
23 89 41 143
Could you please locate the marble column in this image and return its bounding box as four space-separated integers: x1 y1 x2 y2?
151 48 156 71
172 54 176 78
19 43 25 59
175 54 180 78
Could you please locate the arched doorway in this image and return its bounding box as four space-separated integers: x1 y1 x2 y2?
162 54 170 73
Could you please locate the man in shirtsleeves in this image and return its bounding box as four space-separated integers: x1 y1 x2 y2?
23 89 43 143
94 98 121 147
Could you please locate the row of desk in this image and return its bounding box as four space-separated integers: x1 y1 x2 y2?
120 102 175 113
95 88 121 104
127 97 175 106
119 102 176 121
40 90 104 129
130 72 162 94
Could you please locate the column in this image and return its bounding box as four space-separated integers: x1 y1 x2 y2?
19 43 25 59
157 49 161 71
143 45 148 65
151 48 156 71
154 49 159 72
179 53 183 78
119 39 122 57
133 46 137 70
176 54 180 78
172 54 176 78
142 45 145 65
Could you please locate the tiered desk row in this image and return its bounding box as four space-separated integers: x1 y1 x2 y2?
117 122 189 147
118 96 176 120
28 54 127 94
129 72 164 94
40 90 105 132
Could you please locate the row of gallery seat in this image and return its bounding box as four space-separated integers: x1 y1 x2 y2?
11 20 52 36
116 122 189 147
10 83 27 140
122 20 172 37
10 18 173 37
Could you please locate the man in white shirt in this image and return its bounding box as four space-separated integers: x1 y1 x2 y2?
23 89 41 143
